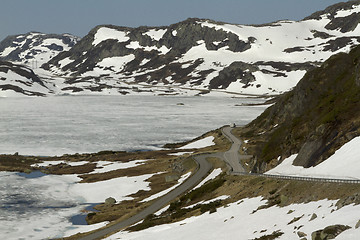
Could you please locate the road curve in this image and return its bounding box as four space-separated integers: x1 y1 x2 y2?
77 126 246 240
221 126 246 174
78 152 212 240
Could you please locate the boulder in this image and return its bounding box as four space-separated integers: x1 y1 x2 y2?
105 197 116 205
311 225 351 240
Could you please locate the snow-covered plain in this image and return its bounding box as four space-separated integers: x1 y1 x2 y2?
105 197 360 240
266 137 360 180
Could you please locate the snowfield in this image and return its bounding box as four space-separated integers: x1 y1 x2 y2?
266 137 360 180
179 136 215 149
93 27 130 46
105 197 360 240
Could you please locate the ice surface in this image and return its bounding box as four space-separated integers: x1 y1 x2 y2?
0 169 159 239
0 95 267 156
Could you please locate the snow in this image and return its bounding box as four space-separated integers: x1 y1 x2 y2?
143 29 167 41
168 152 193 156
141 172 192 202
0 168 160 240
97 55 135 72
63 221 109 238
70 173 155 203
58 57 74 68
32 160 89 167
266 137 360 180
91 160 147 174
193 168 222 190
184 195 230 209
126 41 170 55
335 5 360 18
93 27 130 46
105 197 360 240
179 136 215 149
0 46 17 57
0 68 51 97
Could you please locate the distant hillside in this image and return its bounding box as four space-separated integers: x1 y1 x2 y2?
39 0 360 96
0 61 52 97
0 32 79 67
238 44 360 172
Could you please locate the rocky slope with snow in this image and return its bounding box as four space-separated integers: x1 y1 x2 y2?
0 32 79 68
237 42 360 174
39 0 360 96
0 61 53 97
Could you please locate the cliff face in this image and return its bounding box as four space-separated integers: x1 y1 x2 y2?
241 44 360 172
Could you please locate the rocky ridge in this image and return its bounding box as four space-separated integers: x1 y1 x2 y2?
37 0 360 96
0 32 79 67
1 1 360 96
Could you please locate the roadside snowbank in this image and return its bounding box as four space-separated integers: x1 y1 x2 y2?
266 137 360 180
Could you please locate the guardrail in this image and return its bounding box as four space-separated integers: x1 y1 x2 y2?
231 172 360 184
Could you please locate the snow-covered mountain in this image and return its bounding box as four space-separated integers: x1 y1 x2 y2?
0 61 53 97
0 32 79 68
39 0 360 96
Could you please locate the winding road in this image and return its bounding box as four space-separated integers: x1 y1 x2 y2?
78 125 360 239
77 126 244 240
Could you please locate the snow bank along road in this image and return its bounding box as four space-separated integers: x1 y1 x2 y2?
221 128 360 184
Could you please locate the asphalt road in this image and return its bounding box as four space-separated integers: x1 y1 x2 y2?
77 126 244 240
222 126 246 173
77 151 213 240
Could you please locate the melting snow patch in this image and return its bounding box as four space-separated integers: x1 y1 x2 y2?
168 152 194 156
143 29 167 41
141 172 192 202
91 160 147 174
179 136 215 149
93 27 130 46
193 168 222 190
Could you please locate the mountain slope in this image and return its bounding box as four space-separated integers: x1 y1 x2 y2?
0 32 79 68
0 61 52 97
237 43 360 173
41 1 360 96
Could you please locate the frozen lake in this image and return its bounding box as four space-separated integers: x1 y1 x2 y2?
0 95 268 239
0 95 267 156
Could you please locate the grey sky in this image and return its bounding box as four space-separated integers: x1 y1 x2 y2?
0 0 345 41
